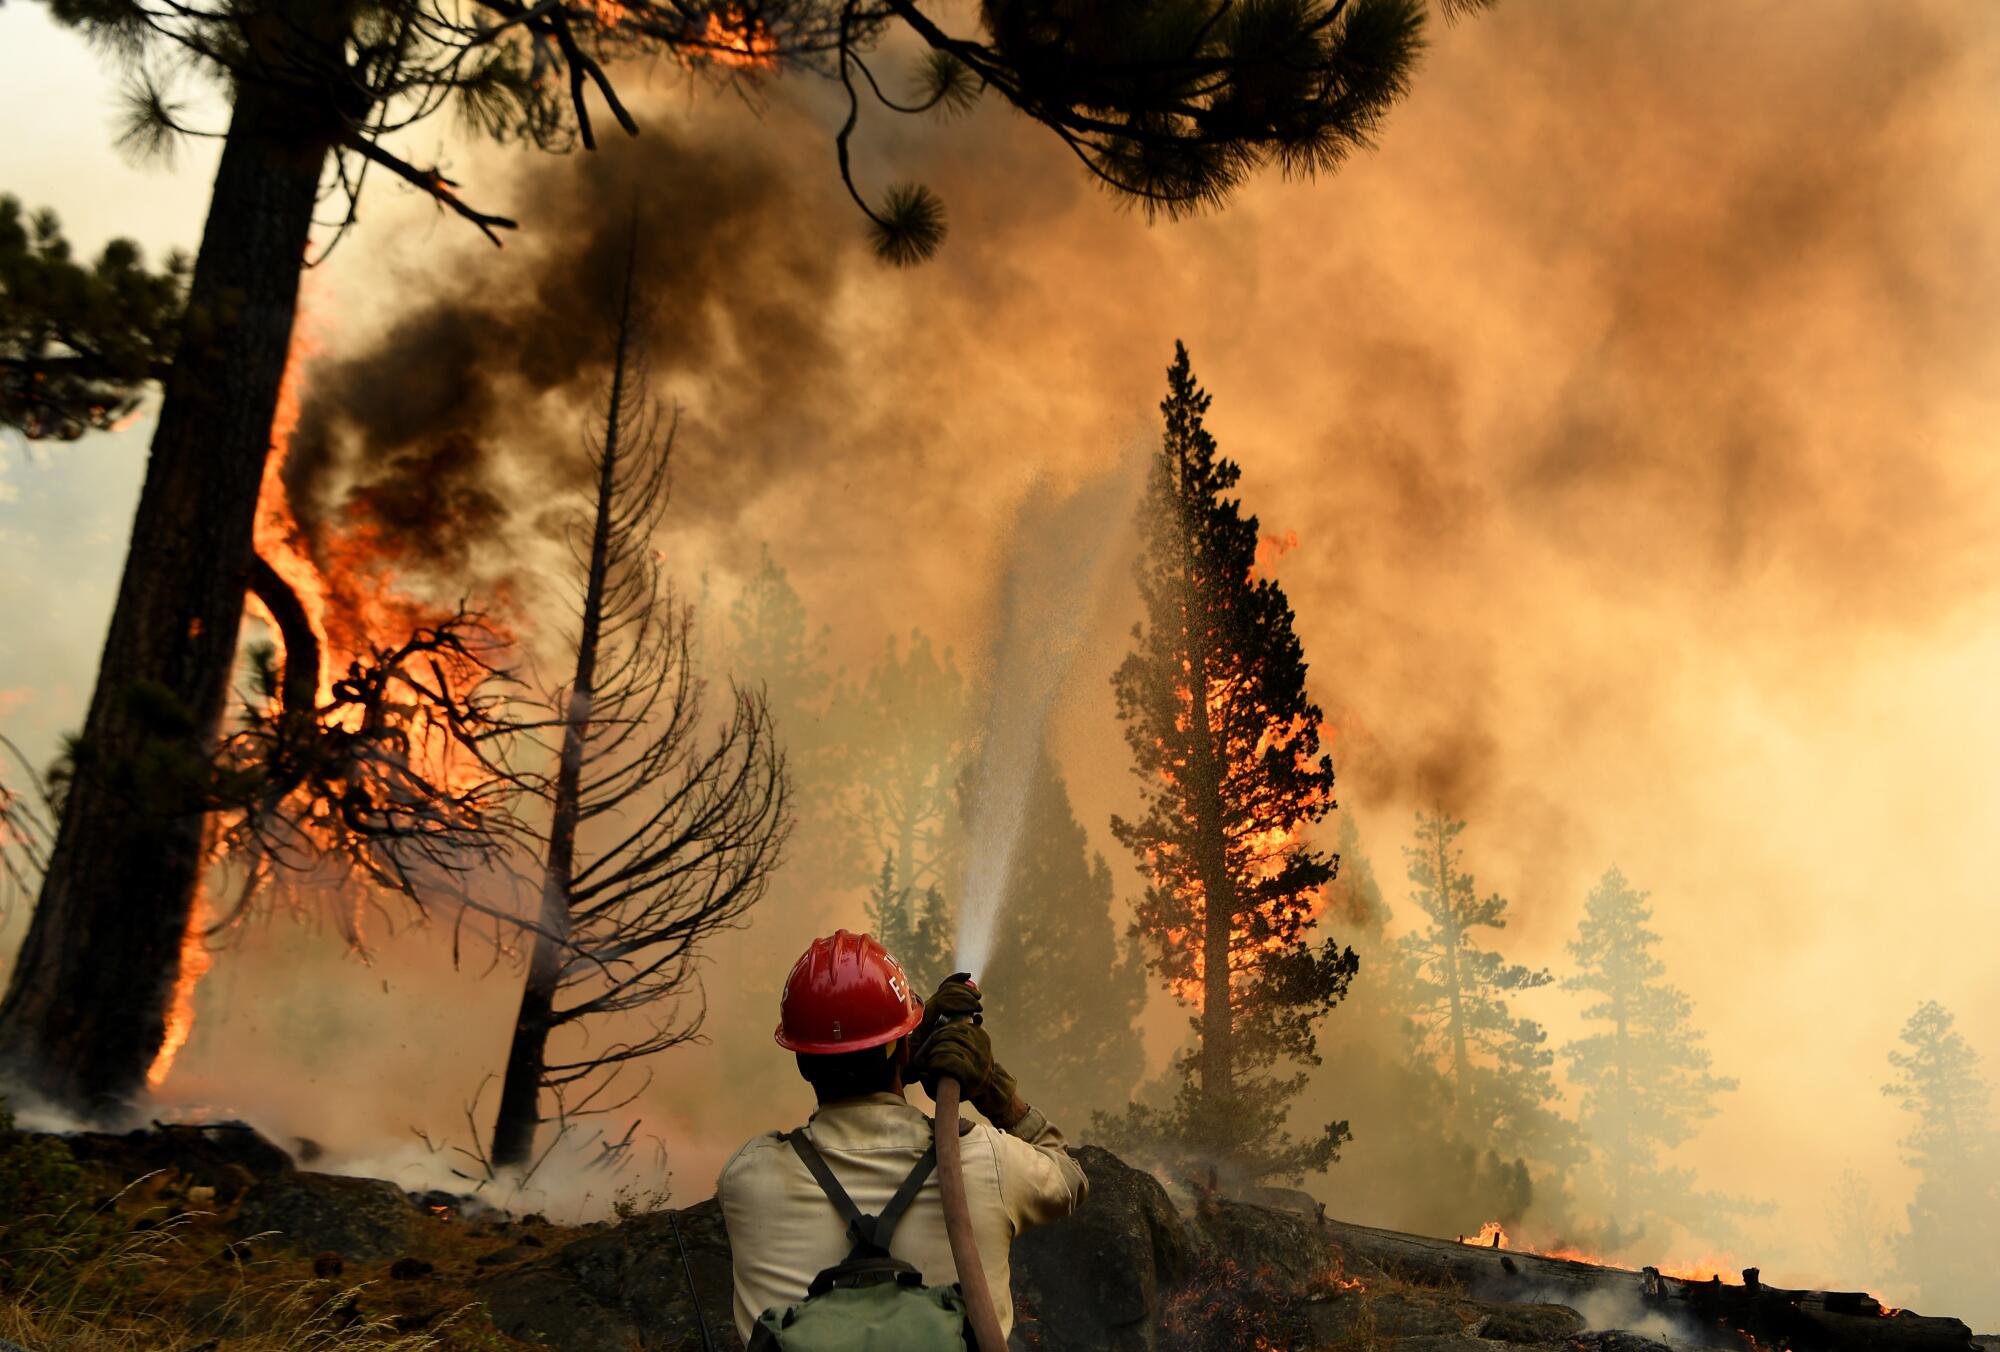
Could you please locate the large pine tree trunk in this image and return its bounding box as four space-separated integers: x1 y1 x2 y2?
1180 480 1237 1161
0 46 340 1112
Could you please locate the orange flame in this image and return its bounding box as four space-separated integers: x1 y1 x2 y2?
698 9 777 68
585 2 777 69
1458 1221 1740 1282
1249 528 1299 581
1147 567 1335 1004
248 311 334 703
156 285 499 1085
247 298 490 744
147 877 213 1087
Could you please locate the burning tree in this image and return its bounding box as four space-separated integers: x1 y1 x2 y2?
1396 810 1574 1173
7 0 1471 1109
1 197 528 1088
486 250 790 1172
1560 867 1736 1236
1881 1000 2000 1323
1106 341 1357 1187
981 749 1149 1124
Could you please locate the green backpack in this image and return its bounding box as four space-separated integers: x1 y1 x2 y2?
747 1130 971 1352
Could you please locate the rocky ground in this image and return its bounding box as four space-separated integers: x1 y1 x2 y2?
7 1122 1970 1352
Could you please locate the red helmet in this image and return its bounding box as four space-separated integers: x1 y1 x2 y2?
775 929 923 1054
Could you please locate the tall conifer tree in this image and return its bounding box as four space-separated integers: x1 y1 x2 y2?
982 750 1148 1123
729 545 833 760
1882 1001 2000 1322
1109 341 1356 1186
1397 810 1570 1169
862 858 953 994
828 631 970 897
1560 868 1736 1229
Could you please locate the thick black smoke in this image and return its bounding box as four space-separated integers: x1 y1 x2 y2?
290 97 875 598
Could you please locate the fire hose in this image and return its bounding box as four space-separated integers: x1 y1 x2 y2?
931 992 1008 1352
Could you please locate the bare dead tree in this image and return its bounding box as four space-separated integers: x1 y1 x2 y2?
487 240 790 1171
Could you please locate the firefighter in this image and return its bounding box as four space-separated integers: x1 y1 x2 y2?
716 929 1088 1346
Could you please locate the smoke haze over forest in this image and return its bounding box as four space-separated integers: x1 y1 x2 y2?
4 0 2000 1326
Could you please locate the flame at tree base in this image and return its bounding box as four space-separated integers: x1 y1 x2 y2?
147 881 213 1088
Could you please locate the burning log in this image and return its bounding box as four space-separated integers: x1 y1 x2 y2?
1319 1217 1976 1352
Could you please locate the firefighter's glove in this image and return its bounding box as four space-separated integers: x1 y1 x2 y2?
915 1020 1018 1121
914 973 981 1051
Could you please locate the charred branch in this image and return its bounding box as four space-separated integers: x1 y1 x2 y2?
207 604 536 946
244 552 321 718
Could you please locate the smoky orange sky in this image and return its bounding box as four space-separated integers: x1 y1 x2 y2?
4 0 2000 1309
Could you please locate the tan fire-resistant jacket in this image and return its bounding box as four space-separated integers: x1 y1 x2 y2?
715 1092 1088 1344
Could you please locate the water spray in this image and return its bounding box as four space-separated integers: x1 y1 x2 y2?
951 459 1141 977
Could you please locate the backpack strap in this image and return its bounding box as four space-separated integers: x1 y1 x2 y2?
785 1129 938 1257
873 1139 939 1244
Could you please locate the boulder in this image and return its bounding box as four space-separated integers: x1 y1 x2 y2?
234 1171 417 1261
477 1197 737 1352
1010 1144 1195 1352
1187 1193 1331 1289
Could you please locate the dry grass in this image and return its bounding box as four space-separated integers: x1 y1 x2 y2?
0 1286 458 1351
1 1171 531 1352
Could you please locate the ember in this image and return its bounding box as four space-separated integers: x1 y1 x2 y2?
1163 1252 1321 1351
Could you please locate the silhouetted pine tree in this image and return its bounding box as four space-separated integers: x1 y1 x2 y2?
0 196 185 441
1882 1001 2000 1323
1560 868 1736 1234
863 857 953 994
1397 810 1573 1172
827 632 971 898
982 750 1148 1123
1106 341 1356 1186
729 545 833 762
1328 811 1391 933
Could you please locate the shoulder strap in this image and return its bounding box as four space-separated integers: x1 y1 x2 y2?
786 1130 869 1238
785 1129 938 1256
875 1141 939 1242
